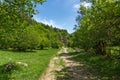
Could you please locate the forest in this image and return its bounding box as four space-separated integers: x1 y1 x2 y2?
0 0 69 51
0 0 120 80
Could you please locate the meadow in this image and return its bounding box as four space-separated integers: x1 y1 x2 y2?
0 49 58 80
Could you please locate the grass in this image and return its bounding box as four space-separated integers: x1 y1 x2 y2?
67 47 74 53
0 49 59 80
69 51 120 80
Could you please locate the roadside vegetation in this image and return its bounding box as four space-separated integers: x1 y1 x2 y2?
68 0 120 56
69 51 120 80
67 0 120 79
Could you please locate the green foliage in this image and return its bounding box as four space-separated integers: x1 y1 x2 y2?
106 46 120 57
0 19 68 51
13 26 40 51
51 40 62 49
0 0 69 51
0 0 44 51
73 0 120 54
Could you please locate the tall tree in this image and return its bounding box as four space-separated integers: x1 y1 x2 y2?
73 0 120 54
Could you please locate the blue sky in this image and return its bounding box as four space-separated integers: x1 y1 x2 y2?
33 0 80 33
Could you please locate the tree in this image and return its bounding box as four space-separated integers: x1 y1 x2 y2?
14 27 40 51
73 0 120 55
0 0 70 51
0 0 45 51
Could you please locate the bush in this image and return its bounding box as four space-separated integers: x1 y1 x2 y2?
0 29 15 49
38 37 51 49
13 26 40 51
51 40 62 49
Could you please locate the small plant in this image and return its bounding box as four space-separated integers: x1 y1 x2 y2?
2 62 20 73
54 57 65 68
0 62 22 80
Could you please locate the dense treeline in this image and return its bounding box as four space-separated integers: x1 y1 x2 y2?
0 0 69 51
71 0 120 55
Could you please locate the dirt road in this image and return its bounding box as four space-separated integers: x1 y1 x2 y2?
40 48 99 80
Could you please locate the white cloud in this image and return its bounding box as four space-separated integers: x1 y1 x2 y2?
81 2 92 8
33 16 64 29
73 4 80 9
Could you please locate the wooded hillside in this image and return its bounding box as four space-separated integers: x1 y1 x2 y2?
0 0 69 51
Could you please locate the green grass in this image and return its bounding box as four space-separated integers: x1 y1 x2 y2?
0 49 59 80
69 51 120 80
67 47 74 53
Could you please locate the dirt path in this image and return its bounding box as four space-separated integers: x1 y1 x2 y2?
40 48 99 80
39 48 65 80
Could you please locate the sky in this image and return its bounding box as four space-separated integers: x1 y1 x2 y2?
33 0 91 33
33 0 80 33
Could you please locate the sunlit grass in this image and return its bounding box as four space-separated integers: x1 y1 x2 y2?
0 49 59 80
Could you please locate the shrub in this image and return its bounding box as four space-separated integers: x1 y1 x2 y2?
13 26 40 51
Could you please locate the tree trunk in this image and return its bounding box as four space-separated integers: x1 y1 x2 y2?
95 41 106 55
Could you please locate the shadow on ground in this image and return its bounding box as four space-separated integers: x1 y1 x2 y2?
56 52 120 80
